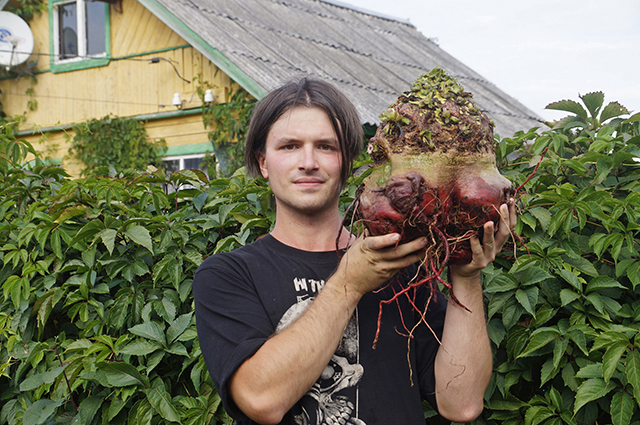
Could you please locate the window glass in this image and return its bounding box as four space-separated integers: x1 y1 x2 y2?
163 159 180 174
58 2 78 59
184 157 203 170
85 1 106 56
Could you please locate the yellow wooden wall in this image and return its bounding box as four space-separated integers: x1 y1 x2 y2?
1 0 238 176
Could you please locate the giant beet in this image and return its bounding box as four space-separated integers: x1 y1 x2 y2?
354 69 514 338
359 68 514 266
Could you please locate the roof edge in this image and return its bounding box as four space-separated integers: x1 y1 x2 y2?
137 0 266 99
318 0 414 27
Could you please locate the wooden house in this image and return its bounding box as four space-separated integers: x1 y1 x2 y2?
1 0 542 177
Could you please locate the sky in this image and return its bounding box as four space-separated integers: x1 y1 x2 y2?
340 0 640 122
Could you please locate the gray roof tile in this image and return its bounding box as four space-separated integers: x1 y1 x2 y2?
149 0 543 137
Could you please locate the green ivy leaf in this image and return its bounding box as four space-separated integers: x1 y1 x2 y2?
515 287 538 316
602 341 628 383
125 225 154 254
600 101 629 123
562 257 598 277
524 405 555 425
540 357 558 387
559 289 581 307
146 378 180 422
627 349 640 403
19 365 66 391
574 378 615 414
50 229 63 259
552 337 569 369
567 326 589 356
610 390 635 425
118 339 162 356
167 312 193 344
519 267 552 287
484 272 519 293
97 361 149 388
592 331 629 351
98 228 117 255
70 395 102 425
106 396 127 422
626 261 640 289
546 99 589 121
155 297 176 323
518 328 559 358
580 92 604 119
128 321 166 346
22 399 63 425
558 269 583 292
529 207 551 230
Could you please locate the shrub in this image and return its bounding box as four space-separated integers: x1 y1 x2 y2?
1 90 639 425
0 124 272 424
477 94 640 425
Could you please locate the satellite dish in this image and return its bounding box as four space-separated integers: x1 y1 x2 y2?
0 11 35 69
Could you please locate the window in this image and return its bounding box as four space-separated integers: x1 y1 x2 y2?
162 154 207 192
50 0 110 71
162 154 206 174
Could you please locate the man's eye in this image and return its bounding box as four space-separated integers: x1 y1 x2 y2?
319 144 336 151
282 144 298 150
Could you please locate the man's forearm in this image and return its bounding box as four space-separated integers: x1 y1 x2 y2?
434 275 492 423
229 276 360 424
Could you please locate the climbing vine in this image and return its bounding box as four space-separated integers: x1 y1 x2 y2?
198 82 256 177
69 115 167 176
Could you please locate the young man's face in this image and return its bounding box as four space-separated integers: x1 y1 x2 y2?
258 106 343 218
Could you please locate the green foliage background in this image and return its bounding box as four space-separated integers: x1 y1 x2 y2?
0 92 639 425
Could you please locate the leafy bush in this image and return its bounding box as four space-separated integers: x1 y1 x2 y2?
0 124 272 424
1 91 639 425
479 93 640 425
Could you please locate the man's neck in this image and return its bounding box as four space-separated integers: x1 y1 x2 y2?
270 207 352 252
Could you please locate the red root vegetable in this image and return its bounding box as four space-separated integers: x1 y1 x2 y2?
354 68 514 345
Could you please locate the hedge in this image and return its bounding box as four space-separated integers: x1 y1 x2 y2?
1 91 639 424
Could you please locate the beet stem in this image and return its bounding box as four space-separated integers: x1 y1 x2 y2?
514 146 548 197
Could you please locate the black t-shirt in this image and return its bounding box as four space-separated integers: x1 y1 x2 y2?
193 235 447 424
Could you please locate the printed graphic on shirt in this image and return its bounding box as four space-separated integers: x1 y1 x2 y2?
293 277 325 303
276 297 366 425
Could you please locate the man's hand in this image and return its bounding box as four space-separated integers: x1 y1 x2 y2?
334 232 427 302
450 199 517 280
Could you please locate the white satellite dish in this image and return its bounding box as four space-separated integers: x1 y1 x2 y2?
0 11 35 69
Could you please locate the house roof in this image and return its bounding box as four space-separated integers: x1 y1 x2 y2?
140 0 543 137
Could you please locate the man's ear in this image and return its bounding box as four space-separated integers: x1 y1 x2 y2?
257 152 268 179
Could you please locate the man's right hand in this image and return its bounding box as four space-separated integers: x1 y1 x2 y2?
333 233 428 303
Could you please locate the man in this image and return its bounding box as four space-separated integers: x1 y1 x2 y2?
193 78 516 425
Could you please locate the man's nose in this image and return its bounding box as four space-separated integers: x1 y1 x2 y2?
299 145 319 170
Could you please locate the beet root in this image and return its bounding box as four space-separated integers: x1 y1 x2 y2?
355 68 514 344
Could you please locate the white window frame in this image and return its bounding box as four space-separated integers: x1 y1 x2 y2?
52 0 107 64
161 154 206 173
161 154 208 193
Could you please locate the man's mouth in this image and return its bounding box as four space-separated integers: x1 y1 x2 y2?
294 178 324 186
